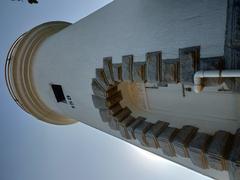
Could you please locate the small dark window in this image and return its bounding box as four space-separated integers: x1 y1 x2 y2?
51 84 66 103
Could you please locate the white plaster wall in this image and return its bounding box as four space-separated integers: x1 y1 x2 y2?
31 0 230 179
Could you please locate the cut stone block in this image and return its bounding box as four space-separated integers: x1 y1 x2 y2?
108 103 122 116
119 115 136 139
134 121 153 147
126 117 145 139
206 130 232 171
146 51 162 83
92 95 108 109
189 133 211 169
108 118 119 130
172 125 198 158
92 91 122 109
109 107 131 130
157 127 178 157
113 107 131 122
92 78 118 98
162 59 180 84
95 68 110 90
99 109 112 123
133 62 146 82
122 55 133 81
106 91 123 107
179 46 200 85
103 57 115 85
228 129 240 180
112 63 122 82
145 121 169 148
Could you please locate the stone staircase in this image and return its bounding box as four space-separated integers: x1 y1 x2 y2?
91 48 240 180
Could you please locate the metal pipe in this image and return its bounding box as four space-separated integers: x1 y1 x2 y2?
193 70 240 93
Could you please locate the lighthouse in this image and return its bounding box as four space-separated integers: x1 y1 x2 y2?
5 0 240 179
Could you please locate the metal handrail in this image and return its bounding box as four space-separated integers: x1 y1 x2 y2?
4 33 29 113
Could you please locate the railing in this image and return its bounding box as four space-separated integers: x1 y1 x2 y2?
4 33 29 113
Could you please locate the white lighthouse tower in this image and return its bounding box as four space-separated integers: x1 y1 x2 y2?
5 0 240 179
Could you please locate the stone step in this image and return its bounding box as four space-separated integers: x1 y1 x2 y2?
145 121 169 148
91 78 118 98
228 129 240 180
134 121 153 147
133 62 146 82
109 107 131 130
112 63 122 82
122 55 133 81
106 91 123 107
103 57 115 85
206 130 232 171
189 132 211 169
108 118 119 130
126 117 145 140
112 107 131 123
92 95 108 109
95 68 110 90
145 51 162 84
179 46 200 85
99 109 112 123
92 91 122 109
157 127 179 157
162 59 180 84
119 115 136 139
108 103 122 116
172 125 198 158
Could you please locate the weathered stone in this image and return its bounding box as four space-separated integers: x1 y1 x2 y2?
162 59 180 84
134 121 153 147
145 121 169 148
112 63 122 82
109 107 131 130
95 68 109 90
127 117 145 139
189 133 211 169
92 91 122 109
99 109 112 122
172 125 198 158
113 107 131 122
105 91 122 107
146 51 162 83
108 103 122 116
103 57 115 85
119 115 136 139
228 129 240 180
108 118 119 130
92 95 108 109
133 62 146 82
122 55 133 81
157 127 178 157
206 130 232 171
92 78 118 98
179 46 200 85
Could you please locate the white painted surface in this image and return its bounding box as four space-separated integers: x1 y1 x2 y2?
31 0 231 179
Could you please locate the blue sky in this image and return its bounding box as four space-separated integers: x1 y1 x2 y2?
0 1 212 180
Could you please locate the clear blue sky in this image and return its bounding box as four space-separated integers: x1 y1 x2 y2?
0 1 212 180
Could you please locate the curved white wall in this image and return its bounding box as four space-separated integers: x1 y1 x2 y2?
31 0 229 179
